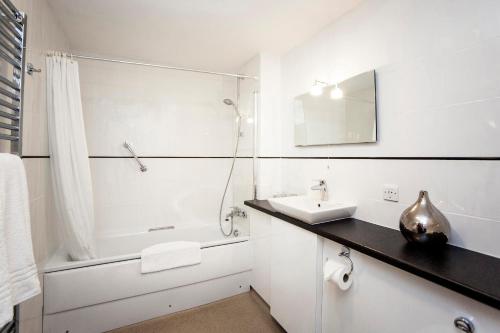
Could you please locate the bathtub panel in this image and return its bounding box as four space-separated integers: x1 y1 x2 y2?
44 241 251 314
44 271 250 333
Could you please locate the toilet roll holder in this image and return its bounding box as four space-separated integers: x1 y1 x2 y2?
339 246 354 276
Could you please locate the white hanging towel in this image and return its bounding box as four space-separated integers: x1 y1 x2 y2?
0 154 40 328
141 241 201 274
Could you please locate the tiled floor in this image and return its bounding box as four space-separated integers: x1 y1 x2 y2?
108 290 285 333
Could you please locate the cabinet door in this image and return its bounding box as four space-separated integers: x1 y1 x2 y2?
322 239 500 333
249 209 272 304
270 218 321 333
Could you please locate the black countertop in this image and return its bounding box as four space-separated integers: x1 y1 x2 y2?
244 199 500 310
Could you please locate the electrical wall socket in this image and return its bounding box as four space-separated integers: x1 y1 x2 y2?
383 184 399 202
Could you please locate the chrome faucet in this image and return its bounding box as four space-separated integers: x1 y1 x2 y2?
225 206 247 221
311 179 329 201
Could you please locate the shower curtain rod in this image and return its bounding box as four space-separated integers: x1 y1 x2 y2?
69 54 259 80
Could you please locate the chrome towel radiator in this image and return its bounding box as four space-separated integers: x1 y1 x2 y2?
0 0 26 157
0 1 27 332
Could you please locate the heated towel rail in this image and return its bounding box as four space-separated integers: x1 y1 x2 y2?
0 0 26 157
0 1 27 332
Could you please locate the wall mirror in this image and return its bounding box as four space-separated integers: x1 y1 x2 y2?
294 70 377 146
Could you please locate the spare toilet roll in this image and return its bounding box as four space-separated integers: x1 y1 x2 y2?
323 259 353 291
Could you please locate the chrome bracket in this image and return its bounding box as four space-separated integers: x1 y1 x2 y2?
14 11 23 23
26 63 41 75
338 246 354 275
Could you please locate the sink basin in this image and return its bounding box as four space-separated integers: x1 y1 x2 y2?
267 196 356 224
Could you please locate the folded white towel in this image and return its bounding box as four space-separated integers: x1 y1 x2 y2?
0 154 40 328
141 241 201 274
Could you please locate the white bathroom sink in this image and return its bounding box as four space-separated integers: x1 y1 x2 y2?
267 196 356 224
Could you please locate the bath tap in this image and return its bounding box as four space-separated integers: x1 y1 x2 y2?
311 179 329 201
225 206 247 221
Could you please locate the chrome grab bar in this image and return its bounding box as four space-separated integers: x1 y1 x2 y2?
123 141 147 172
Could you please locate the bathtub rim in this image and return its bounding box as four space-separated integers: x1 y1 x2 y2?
44 236 249 273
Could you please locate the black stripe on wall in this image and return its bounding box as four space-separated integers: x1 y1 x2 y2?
21 156 254 159
22 156 50 158
88 156 254 159
260 156 500 161
21 155 500 161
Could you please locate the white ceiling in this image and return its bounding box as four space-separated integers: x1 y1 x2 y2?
47 0 361 72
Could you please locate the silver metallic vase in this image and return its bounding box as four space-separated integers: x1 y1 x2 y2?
399 191 451 245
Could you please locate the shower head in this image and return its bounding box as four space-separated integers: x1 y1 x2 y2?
223 98 240 118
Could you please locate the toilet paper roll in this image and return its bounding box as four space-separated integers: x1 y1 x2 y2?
323 259 353 291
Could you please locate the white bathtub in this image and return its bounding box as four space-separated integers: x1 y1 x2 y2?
43 225 251 333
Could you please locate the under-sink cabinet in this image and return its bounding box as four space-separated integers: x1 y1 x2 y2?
247 201 500 333
321 239 500 332
270 217 323 333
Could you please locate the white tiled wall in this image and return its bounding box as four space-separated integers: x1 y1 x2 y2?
90 158 238 235
78 56 256 235
256 0 500 258
5 0 72 331
258 53 282 157
17 0 71 157
280 158 500 257
22 159 58 265
279 0 500 158
79 60 239 157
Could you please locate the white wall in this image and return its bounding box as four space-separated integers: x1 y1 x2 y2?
280 0 500 158
254 53 284 200
77 59 256 235
1 0 72 332
257 0 500 258
79 60 237 157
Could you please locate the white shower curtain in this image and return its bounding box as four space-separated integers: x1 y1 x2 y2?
46 53 96 260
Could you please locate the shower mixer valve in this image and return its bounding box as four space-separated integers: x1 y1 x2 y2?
225 206 247 221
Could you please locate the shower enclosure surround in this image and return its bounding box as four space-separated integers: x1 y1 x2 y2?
42 225 250 333
77 58 256 237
